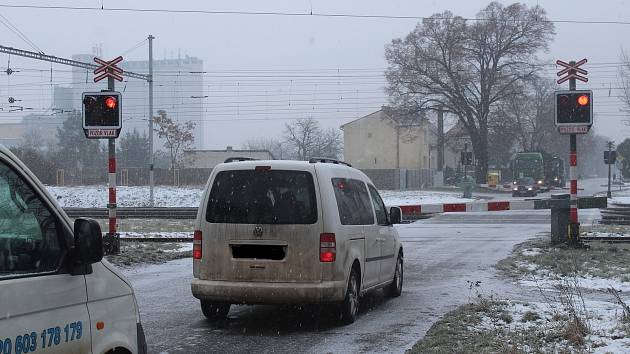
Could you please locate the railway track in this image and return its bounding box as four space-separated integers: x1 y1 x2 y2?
600 202 630 225
581 236 630 243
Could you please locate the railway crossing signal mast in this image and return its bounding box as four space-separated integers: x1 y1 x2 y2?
554 59 593 245
84 56 126 254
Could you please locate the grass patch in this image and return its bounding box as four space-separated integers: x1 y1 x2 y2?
521 310 540 322
496 237 630 281
407 299 584 354
105 241 191 267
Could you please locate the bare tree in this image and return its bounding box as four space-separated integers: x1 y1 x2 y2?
385 2 554 181
495 76 555 153
153 110 196 169
619 49 630 119
242 137 287 159
284 118 342 160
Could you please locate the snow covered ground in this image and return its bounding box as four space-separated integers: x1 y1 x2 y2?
472 299 630 353
379 189 471 206
583 231 630 238
45 185 471 208
47 185 204 208
120 231 193 239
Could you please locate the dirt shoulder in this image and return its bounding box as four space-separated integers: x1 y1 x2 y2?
105 241 191 267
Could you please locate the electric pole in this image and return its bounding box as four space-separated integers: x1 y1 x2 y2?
148 34 155 207
436 108 444 187
608 141 614 198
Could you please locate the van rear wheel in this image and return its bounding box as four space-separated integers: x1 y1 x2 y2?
340 268 359 324
201 301 230 320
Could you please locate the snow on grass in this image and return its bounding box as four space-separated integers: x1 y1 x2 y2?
583 231 629 238
521 275 630 293
46 185 203 208
379 190 472 206
520 247 542 257
46 185 473 208
471 300 630 353
119 231 192 239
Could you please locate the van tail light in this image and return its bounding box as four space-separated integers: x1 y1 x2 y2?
319 233 336 262
193 230 202 260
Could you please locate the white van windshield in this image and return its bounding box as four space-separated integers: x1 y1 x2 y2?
206 169 317 224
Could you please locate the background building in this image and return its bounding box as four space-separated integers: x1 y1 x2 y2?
342 109 465 189
69 53 205 150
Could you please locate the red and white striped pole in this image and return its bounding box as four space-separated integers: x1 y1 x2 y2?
569 137 578 232
568 66 580 244
107 76 119 253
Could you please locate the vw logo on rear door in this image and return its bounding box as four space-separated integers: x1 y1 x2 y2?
253 225 263 237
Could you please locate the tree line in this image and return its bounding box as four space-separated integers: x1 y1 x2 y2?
10 110 196 183
243 117 343 161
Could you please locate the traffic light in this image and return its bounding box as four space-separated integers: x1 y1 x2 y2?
82 91 122 129
604 150 618 164
554 90 593 126
460 151 473 166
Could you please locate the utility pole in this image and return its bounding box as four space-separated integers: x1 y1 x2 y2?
148 35 155 207
568 62 579 246
436 108 445 187
607 141 614 198
464 143 468 179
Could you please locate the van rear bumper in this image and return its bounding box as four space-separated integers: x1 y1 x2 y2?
191 278 346 304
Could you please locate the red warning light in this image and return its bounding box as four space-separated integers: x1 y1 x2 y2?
105 96 117 109
577 94 589 106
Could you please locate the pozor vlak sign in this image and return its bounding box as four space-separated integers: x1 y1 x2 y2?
82 91 122 138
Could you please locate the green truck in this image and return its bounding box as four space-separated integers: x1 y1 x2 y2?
511 152 548 192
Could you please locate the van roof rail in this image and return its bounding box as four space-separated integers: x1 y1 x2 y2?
224 157 258 163
308 157 352 167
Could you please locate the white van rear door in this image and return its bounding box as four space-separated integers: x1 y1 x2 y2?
0 157 91 354
201 167 323 283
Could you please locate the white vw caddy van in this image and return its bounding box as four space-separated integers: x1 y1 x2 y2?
0 145 147 354
192 158 403 324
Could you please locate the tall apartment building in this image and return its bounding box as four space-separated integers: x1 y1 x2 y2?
69 53 205 149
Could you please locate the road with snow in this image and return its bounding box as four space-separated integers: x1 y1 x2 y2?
115 179 609 353
124 209 568 354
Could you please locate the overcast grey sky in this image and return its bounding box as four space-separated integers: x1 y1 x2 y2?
0 0 629 148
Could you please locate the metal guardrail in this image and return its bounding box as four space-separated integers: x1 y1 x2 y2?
64 207 198 219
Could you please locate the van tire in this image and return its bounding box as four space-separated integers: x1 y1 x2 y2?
387 254 403 297
201 301 230 320
340 268 360 324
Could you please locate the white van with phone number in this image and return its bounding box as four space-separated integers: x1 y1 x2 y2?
0 145 147 354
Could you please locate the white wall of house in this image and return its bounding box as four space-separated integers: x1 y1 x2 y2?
342 109 460 171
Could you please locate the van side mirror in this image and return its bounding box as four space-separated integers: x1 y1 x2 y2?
389 207 402 224
73 218 103 266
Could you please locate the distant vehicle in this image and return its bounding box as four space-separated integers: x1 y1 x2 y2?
544 155 566 188
511 152 547 191
0 145 147 354
512 177 539 197
191 158 404 324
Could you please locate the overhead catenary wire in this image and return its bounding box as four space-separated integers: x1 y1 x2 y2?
2 3 630 25
0 13 43 53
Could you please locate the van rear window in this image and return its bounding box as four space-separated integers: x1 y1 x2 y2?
206 170 317 224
